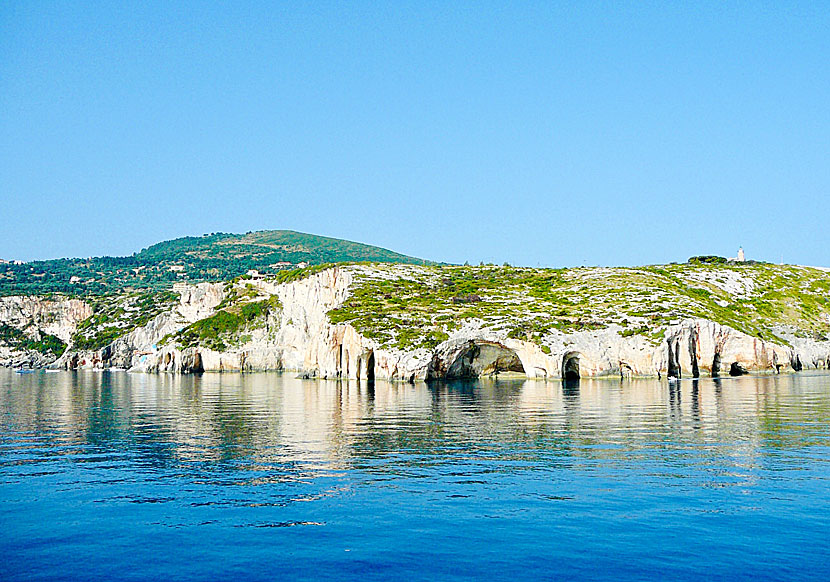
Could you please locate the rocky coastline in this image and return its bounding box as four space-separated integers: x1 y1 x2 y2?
3 264 830 381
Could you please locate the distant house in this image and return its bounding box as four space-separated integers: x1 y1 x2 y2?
246 269 266 280
70 276 82 283
167 265 185 272
296 262 309 269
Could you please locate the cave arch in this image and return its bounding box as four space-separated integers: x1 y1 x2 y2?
446 341 526 379
367 351 375 382
562 352 581 380
191 352 204 374
729 362 747 376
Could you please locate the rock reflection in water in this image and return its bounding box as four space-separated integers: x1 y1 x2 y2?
3 371 830 467
3 370 830 581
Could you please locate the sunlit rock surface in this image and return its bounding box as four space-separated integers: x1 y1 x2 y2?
5 264 830 379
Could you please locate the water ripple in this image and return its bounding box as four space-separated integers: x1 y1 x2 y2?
2 371 830 580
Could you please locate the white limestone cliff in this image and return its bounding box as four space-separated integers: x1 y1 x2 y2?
10 266 830 380
0 296 92 342
55 282 226 370
0 296 92 367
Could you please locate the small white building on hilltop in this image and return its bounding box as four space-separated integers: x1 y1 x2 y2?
729 247 746 263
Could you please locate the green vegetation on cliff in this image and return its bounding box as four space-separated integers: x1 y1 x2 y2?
327 263 830 351
5 242 829 362
71 290 178 350
0 324 67 357
166 295 283 352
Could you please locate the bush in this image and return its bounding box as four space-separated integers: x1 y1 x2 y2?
688 256 727 264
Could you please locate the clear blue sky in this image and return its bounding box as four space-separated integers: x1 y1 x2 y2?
1 1 828 266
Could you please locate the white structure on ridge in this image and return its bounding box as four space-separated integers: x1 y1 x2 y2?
729 247 746 263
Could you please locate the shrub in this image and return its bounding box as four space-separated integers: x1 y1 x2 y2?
688 256 727 264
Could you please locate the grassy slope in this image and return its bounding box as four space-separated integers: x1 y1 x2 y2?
328 263 830 351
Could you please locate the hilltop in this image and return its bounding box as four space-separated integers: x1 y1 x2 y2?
0 230 430 296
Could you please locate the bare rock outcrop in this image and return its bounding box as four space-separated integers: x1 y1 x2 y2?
0 296 91 342
0 296 92 367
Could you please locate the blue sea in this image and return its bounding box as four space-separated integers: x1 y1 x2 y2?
2 370 829 580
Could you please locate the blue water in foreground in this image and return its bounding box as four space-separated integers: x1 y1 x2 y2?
2 370 830 581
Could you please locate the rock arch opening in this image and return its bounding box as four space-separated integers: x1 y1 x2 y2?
729 362 747 377
366 351 375 382
562 352 581 380
446 341 525 379
191 352 204 374
792 355 803 372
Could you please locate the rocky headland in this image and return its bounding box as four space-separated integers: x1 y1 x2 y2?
2 262 830 380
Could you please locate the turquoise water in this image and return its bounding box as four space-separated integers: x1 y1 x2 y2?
2 370 830 580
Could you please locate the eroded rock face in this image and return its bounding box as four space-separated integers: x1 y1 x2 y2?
136 268 360 375
40 267 830 380
0 296 92 367
54 282 226 370
413 319 815 380
0 296 92 342
656 319 795 379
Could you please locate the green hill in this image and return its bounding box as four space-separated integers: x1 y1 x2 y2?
136 230 426 266
0 230 431 296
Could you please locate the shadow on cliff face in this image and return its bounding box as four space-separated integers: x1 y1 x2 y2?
354 350 375 382
432 341 526 380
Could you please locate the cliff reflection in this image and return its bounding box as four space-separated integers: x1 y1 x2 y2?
2 371 830 473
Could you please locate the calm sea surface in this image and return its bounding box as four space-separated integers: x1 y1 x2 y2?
2 370 830 581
